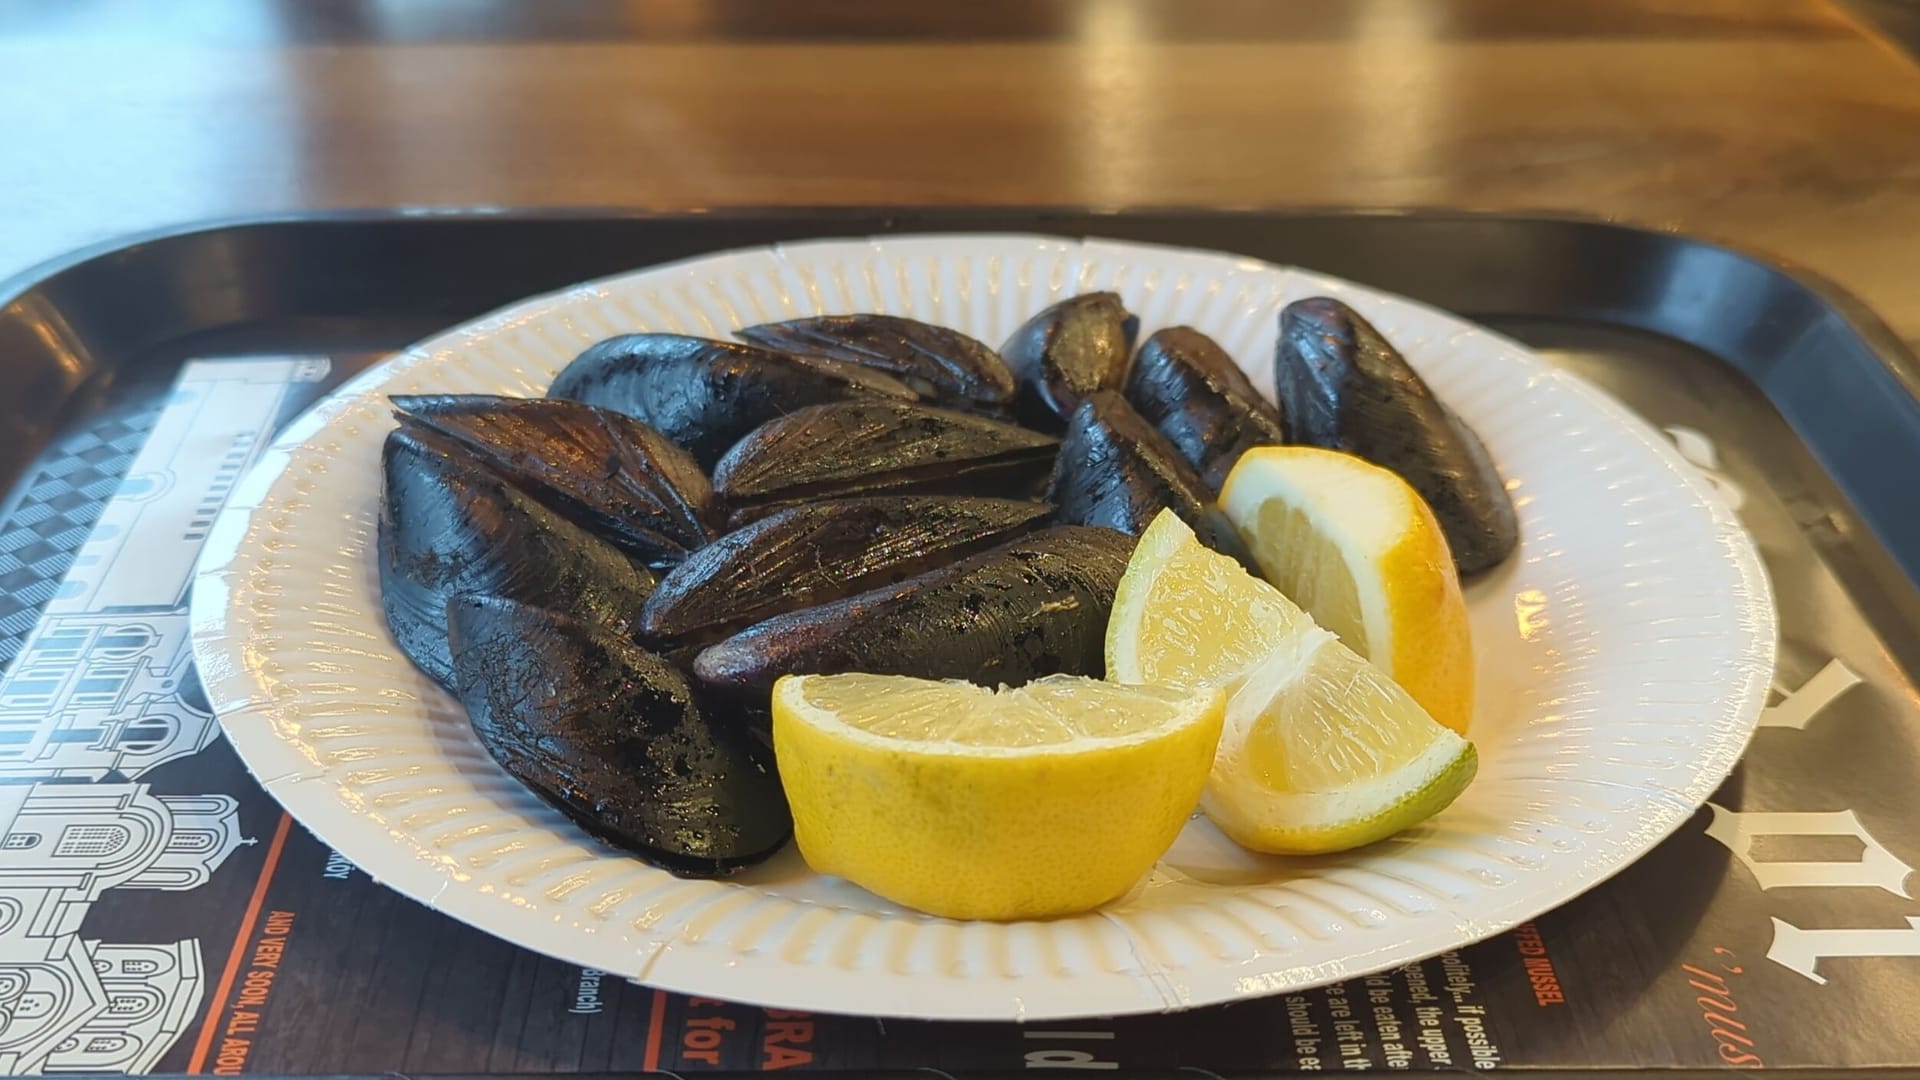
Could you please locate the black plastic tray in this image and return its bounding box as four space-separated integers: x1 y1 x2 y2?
0 210 1918 1079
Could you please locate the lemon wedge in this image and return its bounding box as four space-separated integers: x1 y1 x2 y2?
1106 510 1476 854
771 672 1224 920
1219 446 1475 734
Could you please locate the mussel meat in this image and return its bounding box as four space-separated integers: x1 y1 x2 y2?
1047 390 1219 543
640 495 1054 643
1126 326 1288 491
390 394 717 568
1274 297 1519 574
693 526 1135 694
736 314 1016 412
547 333 918 468
377 426 657 688
1001 292 1139 429
448 594 790 878
711 401 1059 520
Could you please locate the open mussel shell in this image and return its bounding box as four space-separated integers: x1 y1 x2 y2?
390 394 717 569
1126 326 1289 492
1001 292 1140 430
711 401 1059 520
693 525 1135 695
377 426 658 688
546 333 918 468
1275 296 1519 574
448 594 790 878
640 495 1055 643
736 314 1016 412
1048 390 1219 543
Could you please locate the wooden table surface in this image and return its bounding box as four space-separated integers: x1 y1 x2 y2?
6 0 1920 343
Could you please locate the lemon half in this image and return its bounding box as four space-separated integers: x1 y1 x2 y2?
772 672 1224 920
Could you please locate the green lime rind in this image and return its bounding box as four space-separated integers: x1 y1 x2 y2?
1205 738 1478 855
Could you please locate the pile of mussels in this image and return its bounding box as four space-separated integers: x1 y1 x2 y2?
377 292 1519 879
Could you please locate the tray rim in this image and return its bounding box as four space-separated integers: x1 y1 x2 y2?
6 203 1916 451
2 202 1914 376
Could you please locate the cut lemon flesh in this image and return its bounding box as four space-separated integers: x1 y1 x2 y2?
1107 510 1476 854
1104 508 1314 689
1213 631 1477 851
1219 446 1475 734
794 671 1206 748
771 673 1225 920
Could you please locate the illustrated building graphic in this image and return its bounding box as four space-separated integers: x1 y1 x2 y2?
0 358 328 1075
47 942 204 1075
0 358 327 783
0 784 248 1074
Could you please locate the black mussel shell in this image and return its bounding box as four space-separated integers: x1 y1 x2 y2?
640 495 1054 643
377 426 657 688
1001 292 1140 429
1275 297 1519 574
1126 326 1288 492
1048 390 1219 543
390 394 717 568
693 525 1134 694
736 314 1016 411
711 401 1059 518
546 333 918 468
448 594 790 878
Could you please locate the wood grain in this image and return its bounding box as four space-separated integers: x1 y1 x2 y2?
4 0 1920 342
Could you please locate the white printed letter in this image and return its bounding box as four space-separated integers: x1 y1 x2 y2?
1664 426 1746 511
1768 916 1920 985
1759 659 1863 731
1703 806 1913 897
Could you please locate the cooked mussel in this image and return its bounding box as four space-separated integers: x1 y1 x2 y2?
640 495 1054 643
711 401 1059 520
390 394 717 569
1275 297 1519 574
1048 390 1219 543
1002 292 1139 429
377 426 657 688
1126 326 1288 491
693 525 1134 694
547 333 918 468
736 314 1016 412
447 594 790 878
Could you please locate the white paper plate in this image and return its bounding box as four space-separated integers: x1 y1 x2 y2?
188 234 1775 1021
